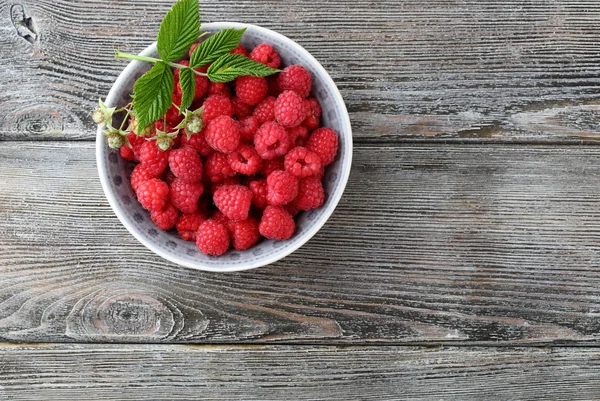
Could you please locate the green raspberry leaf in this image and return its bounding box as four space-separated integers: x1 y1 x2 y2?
179 68 196 113
157 0 200 62
132 61 174 132
207 54 280 83
189 28 246 68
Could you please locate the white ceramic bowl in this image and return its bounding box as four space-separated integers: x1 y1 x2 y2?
96 22 353 272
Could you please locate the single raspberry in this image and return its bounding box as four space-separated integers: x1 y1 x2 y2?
168 146 203 183
228 144 262 175
253 96 276 123
180 129 213 156
211 210 231 227
302 98 321 130
205 152 236 183
250 44 281 69
305 127 339 166
259 205 295 240
266 75 281 97
287 126 309 147
213 185 253 221
175 60 208 100
275 90 306 128
176 213 206 241
266 170 299 205
237 116 260 143
120 145 136 161
231 96 254 119
284 146 323 178
249 179 268 209
230 44 249 56
138 141 169 175
170 179 204 214
205 115 240 154
207 82 231 98
235 76 268 106
254 121 291 160
165 93 184 125
261 157 284 177
130 164 158 192
228 217 260 250
196 220 230 256
202 95 233 124
211 176 240 195
137 178 169 211
277 65 312 98
151 202 179 230
293 176 325 211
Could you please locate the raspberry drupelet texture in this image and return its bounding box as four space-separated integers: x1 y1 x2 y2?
169 179 204 214
253 96 276 124
130 164 157 192
180 129 213 156
151 202 179 230
120 145 136 161
237 116 260 143
138 141 169 175
211 176 240 195
213 184 253 221
202 95 233 124
205 152 236 183
284 146 323 178
259 205 295 240
302 98 321 130
261 157 284 177
274 90 306 128
205 115 240 154
176 213 206 241
277 65 312 98
305 127 339 166
196 220 230 256
168 146 203 183
287 126 309 147
228 144 263 175
266 170 299 206
231 96 254 119
293 176 325 211
254 121 291 160
249 178 269 209
211 210 231 227
249 44 281 69
229 217 260 250
230 44 249 57
137 178 169 212
235 76 268 106
207 82 232 98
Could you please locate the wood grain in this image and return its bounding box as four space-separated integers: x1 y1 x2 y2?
2 0 600 141
0 344 599 400
2 141 600 344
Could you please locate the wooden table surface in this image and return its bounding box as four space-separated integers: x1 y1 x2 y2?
2 0 600 399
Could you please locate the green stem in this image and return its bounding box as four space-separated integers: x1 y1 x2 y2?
119 108 132 131
115 51 208 76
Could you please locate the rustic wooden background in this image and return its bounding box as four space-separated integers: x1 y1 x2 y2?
2 0 600 399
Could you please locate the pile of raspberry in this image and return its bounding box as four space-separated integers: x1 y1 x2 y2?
119 43 339 256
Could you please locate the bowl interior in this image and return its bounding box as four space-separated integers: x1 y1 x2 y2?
97 23 352 272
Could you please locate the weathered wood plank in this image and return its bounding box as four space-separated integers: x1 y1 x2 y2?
2 142 600 344
1 344 600 400
2 0 600 141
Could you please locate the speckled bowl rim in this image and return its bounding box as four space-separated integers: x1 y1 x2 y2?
96 22 352 272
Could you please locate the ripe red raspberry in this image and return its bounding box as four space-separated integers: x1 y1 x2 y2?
302 98 321 130
237 116 260 143
210 176 240 195
120 145 136 161
228 217 260 250
168 146 203 183
180 129 213 156
230 44 249 57
124 131 146 161
287 126 309 147
151 202 179 230
259 205 295 240
202 95 233 124
267 170 299 205
169 179 204 214
305 127 339 166
228 144 262 175
196 220 230 256
249 179 268 209
137 178 169 211
207 82 231 98
176 213 206 241
205 152 236 183
231 96 254 119
213 184 253 221
275 90 306 128
293 176 325 211
130 164 158 192
261 157 284 177
284 146 323 178
205 115 240 154
138 141 169 175
165 93 184 125
253 96 276 123
277 65 312 98
249 44 281 69
175 60 208 101
235 76 268 106
211 210 231 227
254 121 291 160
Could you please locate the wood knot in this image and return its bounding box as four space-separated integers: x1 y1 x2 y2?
10 4 38 44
